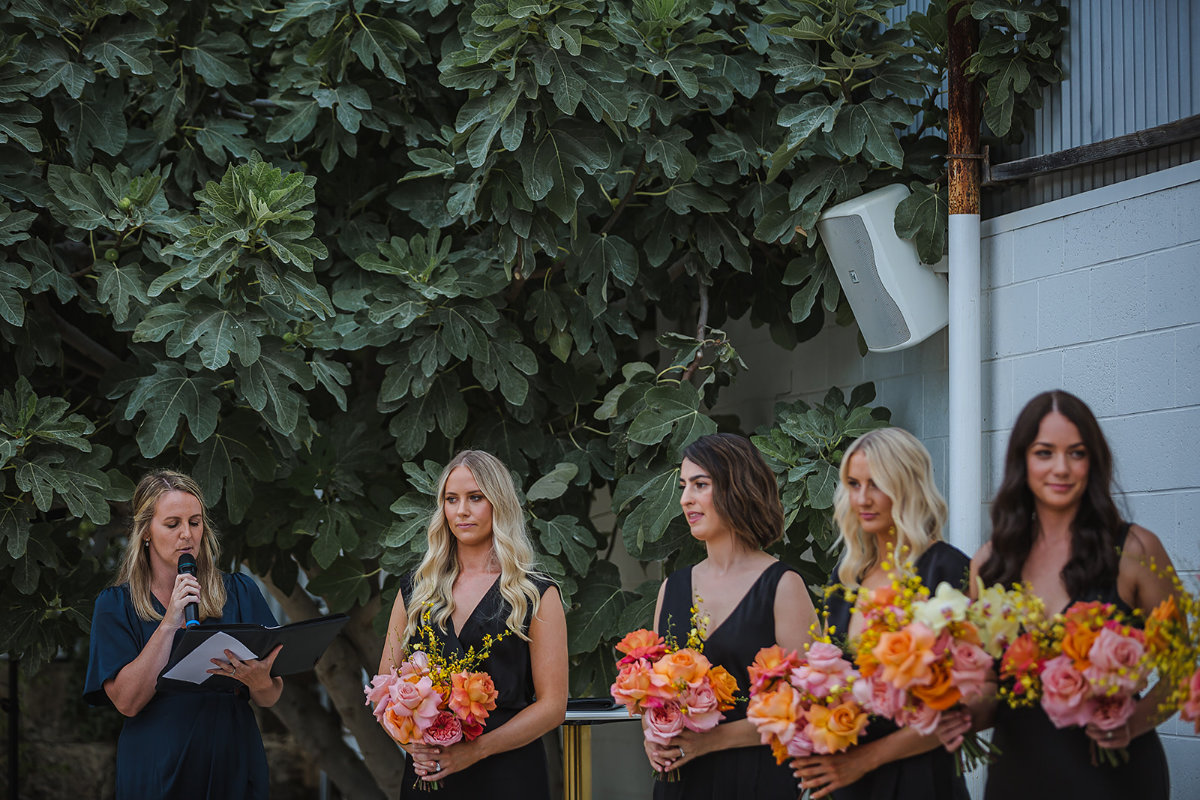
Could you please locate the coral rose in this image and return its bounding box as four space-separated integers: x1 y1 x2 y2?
873 622 938 689
449 670 498 724
653 647 711 687
1091 693 1136 731
616 629 668 664
383 702 422 744
643 703 686 745
708 666 739 709
423 710 464 746
807 700 868 754
999 632 1041 681
746 683 801 745
611 660 672 711
749 645 801 691
911 660 962 711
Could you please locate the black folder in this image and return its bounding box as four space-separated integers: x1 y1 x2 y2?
156 613 349 692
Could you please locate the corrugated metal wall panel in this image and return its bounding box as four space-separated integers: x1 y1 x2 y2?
885 0 1198 216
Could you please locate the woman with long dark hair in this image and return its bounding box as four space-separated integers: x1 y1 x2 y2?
940 390 1175 798
645 432 818 799
792 427 969 800
379 450 568 799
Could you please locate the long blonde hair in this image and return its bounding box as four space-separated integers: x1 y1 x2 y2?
834 428 947 587
115 470 227 621
403 451 545 643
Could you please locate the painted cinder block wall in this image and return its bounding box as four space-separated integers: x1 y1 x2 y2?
714 159 1200 797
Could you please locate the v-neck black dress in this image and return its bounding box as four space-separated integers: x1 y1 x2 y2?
984 523 1169 800
398 573 554 799
823 540 970 800
654 559 800 800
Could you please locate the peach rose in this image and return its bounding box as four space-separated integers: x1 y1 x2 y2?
364 670 397 721
616 629 668 664
708 665 739 710
653 647 711 687
449 670 498 724
643 702 685 745
746 683 801 744
872 622 938 689
852 674 905 718
611 660 673 711
748 645 801 692
911 660 962 711
807 700 868 754
383 702 422 744
399 650 430 678
897 701 942 735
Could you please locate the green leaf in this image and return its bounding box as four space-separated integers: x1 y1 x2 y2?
123 362 222 457
305 557 371 612
182 31 252 87
894 182 948 264
831 99 913 168
0 261 31 326
95 263 149 324
52 81 127 166
565 560 628 654
235 343 313 436
0 103 43 152
522 124 611 223
627 383 715 450
526 462 579 502
531 515 594 575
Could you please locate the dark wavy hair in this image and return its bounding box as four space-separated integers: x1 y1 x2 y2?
978 390 1123 596
682 433 784 550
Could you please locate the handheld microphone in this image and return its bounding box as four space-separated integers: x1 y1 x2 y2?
177 553 199 628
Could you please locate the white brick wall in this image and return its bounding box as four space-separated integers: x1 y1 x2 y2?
715 160 1200 797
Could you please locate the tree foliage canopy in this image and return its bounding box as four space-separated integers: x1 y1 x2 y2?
0 0 1063 793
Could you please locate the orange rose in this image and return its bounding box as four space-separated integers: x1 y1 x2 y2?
872 623 937 689
1145 596 1180 655
1061 620 1099 672
708 665 739 710
910 660 962 711
808 700 868 753
611 661 673 711
449 670 498 724
867 586 899 608
999 632 1041 680
653 647 711 686
382 704 421 745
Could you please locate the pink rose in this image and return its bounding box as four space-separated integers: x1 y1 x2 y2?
364 670 397 721
897 702 942 735
792 643 854 699
1083 628 1146 693
399 650 430 678
1182 668 1200 727
1091 693 1136 731
682 681 722 732
852 674 905 719
1040 655 1095 729
643 702 686 745
390 674 443 730
786 721 815 758
423 710 464 746
948 640 992 701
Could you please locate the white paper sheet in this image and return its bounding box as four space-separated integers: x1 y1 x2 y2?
161 631 260 684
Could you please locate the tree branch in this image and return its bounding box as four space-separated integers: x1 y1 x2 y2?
260 572 405 798
42 302 123 371
681 277 710 382
599 154 646 236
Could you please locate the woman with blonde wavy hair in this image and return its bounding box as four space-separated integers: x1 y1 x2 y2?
792 427 969 800
84 470 283 800
379 450 567 799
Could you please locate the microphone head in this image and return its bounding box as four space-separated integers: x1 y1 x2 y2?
178 552 197 575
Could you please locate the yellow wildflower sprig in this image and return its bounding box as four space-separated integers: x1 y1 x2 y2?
403 602 511 686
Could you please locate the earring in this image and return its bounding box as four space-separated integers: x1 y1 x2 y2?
143 540 149 548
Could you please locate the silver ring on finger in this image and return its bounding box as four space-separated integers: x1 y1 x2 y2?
679 747 685 759
434 761 441 772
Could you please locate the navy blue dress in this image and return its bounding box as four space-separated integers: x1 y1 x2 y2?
823 540 971 800
985 523 1170 799
84 572 278 800
654 559 800 800
398 573 555 799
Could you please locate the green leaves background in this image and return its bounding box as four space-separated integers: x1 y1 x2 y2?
0 0 1063 793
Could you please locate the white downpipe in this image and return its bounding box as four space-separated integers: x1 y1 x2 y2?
948 214 982 557
948 211 983 800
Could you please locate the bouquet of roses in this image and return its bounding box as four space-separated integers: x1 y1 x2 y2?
744 641 870 766
365 606 507 790
609 626 739 780
998 597 1179 766
850 569 999 773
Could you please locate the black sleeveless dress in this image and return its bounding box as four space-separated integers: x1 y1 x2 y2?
654 559 800 800
985 523 1170 799
398 574 554 799
823 541 971 800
